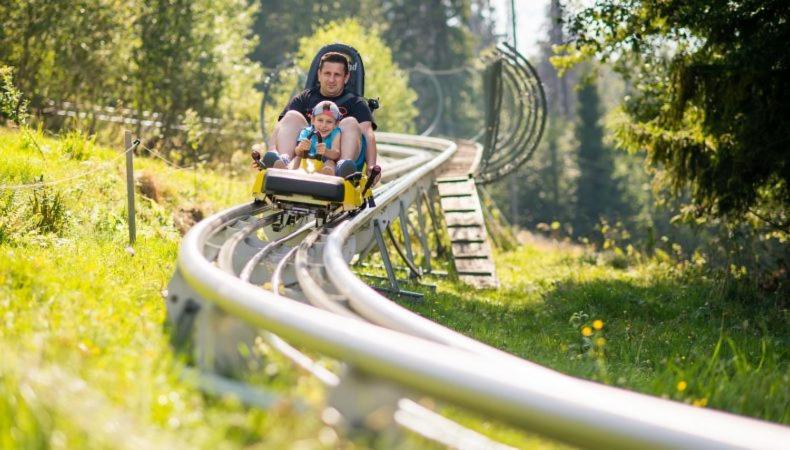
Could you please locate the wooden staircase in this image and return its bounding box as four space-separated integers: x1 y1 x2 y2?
435 142 498 288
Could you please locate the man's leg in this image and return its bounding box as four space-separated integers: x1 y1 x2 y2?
336 117 363 177
359 123 379 184
266 111 307 168
338 117 362 161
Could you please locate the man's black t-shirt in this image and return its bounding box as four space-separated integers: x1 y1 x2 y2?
279 88 376 129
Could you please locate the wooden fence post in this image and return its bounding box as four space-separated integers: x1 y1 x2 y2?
124 130 136 246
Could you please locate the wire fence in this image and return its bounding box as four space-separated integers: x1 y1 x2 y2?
0 139 138 191
137 142 193 171
1 129 244 241
0 137 209 191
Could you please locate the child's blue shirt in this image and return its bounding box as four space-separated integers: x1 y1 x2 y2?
297 126 341 159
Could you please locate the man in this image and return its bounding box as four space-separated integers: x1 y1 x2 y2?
260 52 379 181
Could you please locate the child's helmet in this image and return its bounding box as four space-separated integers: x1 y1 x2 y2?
312 101 342 121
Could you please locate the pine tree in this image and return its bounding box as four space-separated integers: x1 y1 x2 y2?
513 0 576 226
573 79 621 237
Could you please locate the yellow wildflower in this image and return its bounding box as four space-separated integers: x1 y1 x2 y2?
677 381 687 392
595 337 606 347
581 326 592 337
692 398 708 407
593 319 604 330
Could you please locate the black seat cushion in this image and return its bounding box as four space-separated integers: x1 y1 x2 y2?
264 169 345 202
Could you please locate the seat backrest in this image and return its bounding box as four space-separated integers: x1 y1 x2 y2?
304 43 365 97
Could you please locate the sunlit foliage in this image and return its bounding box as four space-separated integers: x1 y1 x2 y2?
560 0 789 234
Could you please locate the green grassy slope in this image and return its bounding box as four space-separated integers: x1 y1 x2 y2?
382 234 788 425
0 127 346 449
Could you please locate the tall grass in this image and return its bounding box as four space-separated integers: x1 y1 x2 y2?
0 127 346 449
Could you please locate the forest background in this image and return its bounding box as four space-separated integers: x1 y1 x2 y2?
1 0 787 289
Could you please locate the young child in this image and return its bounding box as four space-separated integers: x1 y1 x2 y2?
292 101 342 175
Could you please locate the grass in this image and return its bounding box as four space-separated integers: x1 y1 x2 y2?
1 126 439 449
368 232 789 428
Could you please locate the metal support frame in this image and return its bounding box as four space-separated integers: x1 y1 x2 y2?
385 227 421 279
372 219 422 299
373 219 397 291
397 201 416 270
358 273 436 293
422 189 445 258
415 191 432 273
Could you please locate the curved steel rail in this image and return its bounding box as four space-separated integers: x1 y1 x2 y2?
171 133 790 449
476 43 548 184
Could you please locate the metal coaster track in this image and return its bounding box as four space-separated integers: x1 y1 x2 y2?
167 133 789 449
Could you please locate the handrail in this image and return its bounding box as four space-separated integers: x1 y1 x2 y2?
176 133 790 449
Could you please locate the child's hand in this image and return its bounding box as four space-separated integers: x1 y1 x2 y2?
367 165 382 186
296 139 310 156
316 143 326 155
250 148 263 170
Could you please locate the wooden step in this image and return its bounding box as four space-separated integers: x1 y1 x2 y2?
436 176 471 183
437 181 475 196
446 223 481 228
443 212 484 226
451 241 489 254
448 227 487 240
440 197 480 211
440 193 474 199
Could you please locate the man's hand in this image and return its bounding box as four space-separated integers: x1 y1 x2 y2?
316 142 326 155
295 139 310 156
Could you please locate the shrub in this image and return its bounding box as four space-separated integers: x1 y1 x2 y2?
0 192 27 245
0 65 29 125
31 185 68 235
59 130 96 161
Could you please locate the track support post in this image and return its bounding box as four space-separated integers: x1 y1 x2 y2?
397 201 418 278
373 219 399 292
326 367 406 445
423 188 445 258
415 190 432 273
372 220 423 299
